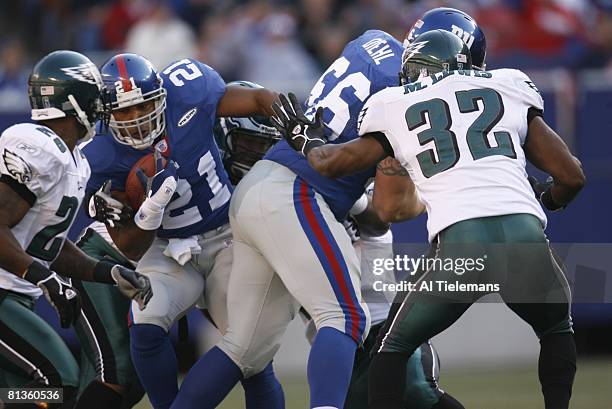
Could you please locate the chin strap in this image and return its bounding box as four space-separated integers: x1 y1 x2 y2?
68 94 96 141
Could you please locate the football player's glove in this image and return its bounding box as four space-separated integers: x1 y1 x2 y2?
134 149 178 231
88 180 132 228
528 175 563 211
271 93 327 156
23 261 81 328
93 260 153 310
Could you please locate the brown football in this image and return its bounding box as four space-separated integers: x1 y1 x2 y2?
125 153 167 209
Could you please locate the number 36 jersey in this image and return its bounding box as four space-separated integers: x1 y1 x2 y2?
0 123 89 297
359 69 547 242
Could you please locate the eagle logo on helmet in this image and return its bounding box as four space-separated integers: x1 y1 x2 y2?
60 62 103 88
402 40 429 62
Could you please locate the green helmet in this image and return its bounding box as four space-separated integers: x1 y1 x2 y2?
28 50 110 141
399 29 472 85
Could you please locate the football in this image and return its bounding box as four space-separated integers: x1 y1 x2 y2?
125 153 167 209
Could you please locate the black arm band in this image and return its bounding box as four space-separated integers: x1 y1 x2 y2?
541 189 564 211
0 175 36 206
23 260 51 285
527 107 544 124
93 260 117 284
367 132 395 157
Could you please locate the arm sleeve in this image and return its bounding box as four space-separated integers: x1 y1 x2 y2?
194 61 227 113
0 131 63 203
357 93 396 157
509 69 545 112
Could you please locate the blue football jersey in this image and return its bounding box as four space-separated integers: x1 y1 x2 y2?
157 58 231 238
68 130 151 241
70 59 232 241
264 30 403 220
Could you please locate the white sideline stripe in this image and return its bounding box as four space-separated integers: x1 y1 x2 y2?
80 310 106 382
0 338 49 385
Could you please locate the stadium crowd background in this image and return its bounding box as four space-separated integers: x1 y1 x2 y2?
1 1 612 406
2 0 612 110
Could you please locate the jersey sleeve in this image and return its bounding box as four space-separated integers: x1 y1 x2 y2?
357 92 395 156
506 69 544 112
162 59 227 115
0 125 65 205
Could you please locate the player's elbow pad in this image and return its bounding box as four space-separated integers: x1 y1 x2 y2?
134 177 177 231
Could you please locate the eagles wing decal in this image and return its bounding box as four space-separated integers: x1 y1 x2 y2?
60 62 102 87
2 149 33 184
402 40 429 62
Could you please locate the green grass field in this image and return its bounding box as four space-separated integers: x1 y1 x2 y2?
135 358 611 408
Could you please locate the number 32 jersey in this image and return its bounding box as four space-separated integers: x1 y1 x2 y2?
359 69 547 242
265 30 404 220
0 123 89 297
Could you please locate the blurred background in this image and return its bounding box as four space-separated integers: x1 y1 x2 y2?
1 0 611 407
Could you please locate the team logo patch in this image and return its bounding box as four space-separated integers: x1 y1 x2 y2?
292 124 302 135
65 288 77 299
178 108 197 127
2 149 33 184
155 139 168 153
60 62 102 87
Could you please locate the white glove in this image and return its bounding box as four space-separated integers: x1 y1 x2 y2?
134 176 177 230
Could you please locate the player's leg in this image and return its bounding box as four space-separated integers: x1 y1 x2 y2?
192 225 285 409
129 237 204 409
171 238 296 409
499 214 575 409
368 226 490 409
245 162 370 408
72 228 143 409
0 291 79 408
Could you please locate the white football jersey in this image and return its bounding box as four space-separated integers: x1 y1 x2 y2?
359 69 547 242
0 123 90 297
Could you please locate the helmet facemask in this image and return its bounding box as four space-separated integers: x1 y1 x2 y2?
218 116 280 185
109 86 166 150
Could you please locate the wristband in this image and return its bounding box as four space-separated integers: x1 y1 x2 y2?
93 260 117 284
23 260 52 284
541 189 564 211
349 194 368 216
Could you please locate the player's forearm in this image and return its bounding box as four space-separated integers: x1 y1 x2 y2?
50 239 97 281
0 226 34 276
256 88 278 116
549 156 585 207
372 159 425 223
108 220 154 261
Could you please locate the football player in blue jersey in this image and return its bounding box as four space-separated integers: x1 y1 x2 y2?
83 54 284 409
171 7 483 409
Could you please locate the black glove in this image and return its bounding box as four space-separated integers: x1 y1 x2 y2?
23 261 81 328
93 260 153 310
270 93 327 156
528 175 563 211
87 180 133 228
